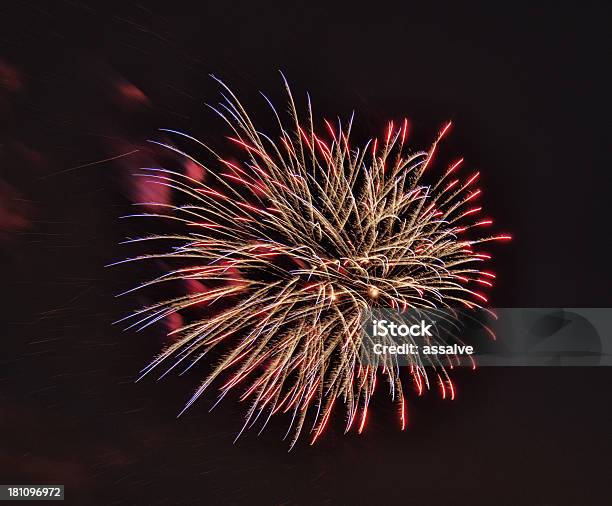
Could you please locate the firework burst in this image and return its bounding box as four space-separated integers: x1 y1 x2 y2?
115 76 510 447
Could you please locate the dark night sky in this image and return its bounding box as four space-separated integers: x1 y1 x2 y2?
1 1 611 505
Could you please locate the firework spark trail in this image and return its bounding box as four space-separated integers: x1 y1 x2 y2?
117 76 510 447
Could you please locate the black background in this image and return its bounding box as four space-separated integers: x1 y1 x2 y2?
1 1 611 504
